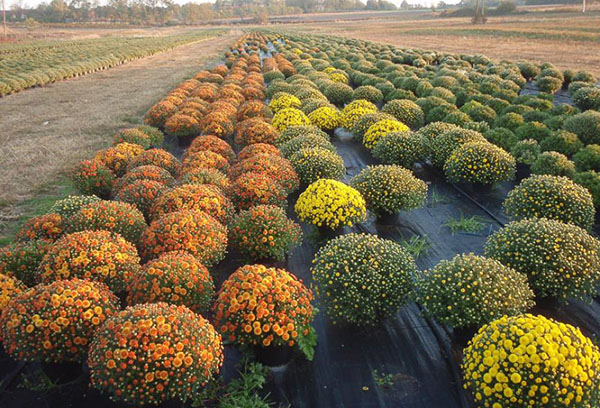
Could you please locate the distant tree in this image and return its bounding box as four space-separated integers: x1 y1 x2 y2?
400 0 408 8
254 8 268 23
496 0 515 13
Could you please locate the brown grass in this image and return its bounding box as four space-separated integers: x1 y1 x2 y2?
0 31 237 216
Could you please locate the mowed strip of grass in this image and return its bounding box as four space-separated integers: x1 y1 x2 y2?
0 31 238 244
401 27 600 43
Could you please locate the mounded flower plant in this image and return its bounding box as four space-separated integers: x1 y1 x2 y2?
295 179 366 230
311 233 416 326
415 254 534 329
88 302 223 405
485 217 600 303
213 264 316 359
350 165 428 216
127 251 214 313
444 141 516 185
462 314 600 408
0 279 119 362
139 209 227 265
38 230 141 293
503 175 595 230
229 205 302 262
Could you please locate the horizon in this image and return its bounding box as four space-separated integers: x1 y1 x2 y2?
6 0 462 11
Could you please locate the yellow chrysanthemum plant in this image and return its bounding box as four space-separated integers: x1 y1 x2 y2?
269 92 301 113
290 147 346 186
444 141 516 186
342 99 378 130
311 233 416 326
503 175 595 230
414 254 534 330
295 179 366 231
462 314 600 408
272 108 311 132
308 106 343 131
485 217 600 304
363 119 410 150
350 165 428 217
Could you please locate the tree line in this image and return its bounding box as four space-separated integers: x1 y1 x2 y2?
6 0 398 25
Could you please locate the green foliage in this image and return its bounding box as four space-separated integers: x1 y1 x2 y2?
503 175 595 229
515 121 552 142
538 130 583 156
574 144 600 172
510 139 540 165
563 110 600 145
399 235 431 259
574 171 600 208
572 86 600 111
381 99 425 129
442 215 487 235
531 151 576 179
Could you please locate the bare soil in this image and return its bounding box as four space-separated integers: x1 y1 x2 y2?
0 31 237 223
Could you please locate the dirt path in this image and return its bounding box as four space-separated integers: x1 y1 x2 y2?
0 31 237 212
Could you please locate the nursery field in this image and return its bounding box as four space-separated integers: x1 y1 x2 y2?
285 11 600 76
0 31 238 242
0 28 225 96
2 28 600 408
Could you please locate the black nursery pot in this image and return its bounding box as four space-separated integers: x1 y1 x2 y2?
376 212 398 225
515 163 531 182
254 344 293 367
41 361 83 384
452 326 478 347
534 295 561 311
317 226 344 239
177 134 194 148
455 182 492 195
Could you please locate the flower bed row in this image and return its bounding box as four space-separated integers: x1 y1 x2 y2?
0 38 323 406
0 30 226 96
256 30 600 407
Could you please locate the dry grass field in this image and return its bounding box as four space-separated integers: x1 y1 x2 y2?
0 31 237 242
280 8 600 76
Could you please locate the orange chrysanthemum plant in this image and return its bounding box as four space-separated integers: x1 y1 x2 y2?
15 213 64 243
139 209 227 265
231 154 299 194
229 205 302 262
0 279 119 362
230 172 287 211
88 303 223 405
150 184 234 225
127 251 214 313
38 230 141 293
66 200 147 245
213 264 317 361
72 159 115 198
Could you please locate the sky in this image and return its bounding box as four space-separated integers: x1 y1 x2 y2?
11 0 457 9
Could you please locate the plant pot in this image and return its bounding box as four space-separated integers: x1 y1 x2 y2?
455 182 492 195
254 344 293 367
317 226 344 239
376 212 398 225
41 361 82 384
534 296 561 311
116 290 128 309
451 326 478 347
177 134 194 148
258 258 287 269
515 163 531 182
